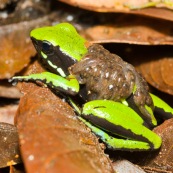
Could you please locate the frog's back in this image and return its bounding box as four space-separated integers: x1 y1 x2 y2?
70 44 137 101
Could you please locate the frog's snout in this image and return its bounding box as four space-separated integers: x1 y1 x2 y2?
31 37 40 52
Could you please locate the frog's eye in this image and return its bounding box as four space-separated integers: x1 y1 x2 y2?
42 40 53 54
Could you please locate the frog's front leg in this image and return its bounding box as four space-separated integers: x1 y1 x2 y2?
10 72 79 95
81 100 162 150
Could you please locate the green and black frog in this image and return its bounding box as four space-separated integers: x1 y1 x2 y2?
11 23 173 151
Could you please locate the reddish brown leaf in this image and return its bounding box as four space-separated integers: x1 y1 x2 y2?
142 119 173 172
0 24 35 79
0 15 52 79
161 58 173 87
59 0 173 21
139 58 173 95
59 0 173 11
15 82 113 173
83 16 173 45
131 8 173 22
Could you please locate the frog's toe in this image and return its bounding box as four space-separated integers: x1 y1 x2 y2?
126 94 157 128
8 76 29 85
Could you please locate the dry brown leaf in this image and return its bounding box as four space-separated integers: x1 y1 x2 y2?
83 15 173 45
16 84 113 173
15 61 113 173
139 58 173 95
161 58 173 87
0 15 52 79
142 119 173 172
59 0 173 21
59 0 173 11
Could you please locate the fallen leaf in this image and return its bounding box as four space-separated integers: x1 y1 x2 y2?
59 0 173 21
142 119 173 172
0 15 52 79
83 15 173 45
139 58 173 95
15 80 113 172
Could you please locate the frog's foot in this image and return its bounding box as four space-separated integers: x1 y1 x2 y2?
150 93 173 120
81 100 162 150
126 94 157 128
9 72 79 95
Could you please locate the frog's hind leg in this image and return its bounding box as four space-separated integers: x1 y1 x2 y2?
81 100 162 150
79 117 151 151
9 72 79 95
150 93 173 120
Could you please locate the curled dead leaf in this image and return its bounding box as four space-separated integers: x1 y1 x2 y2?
139 58 173 95
0 15 52 79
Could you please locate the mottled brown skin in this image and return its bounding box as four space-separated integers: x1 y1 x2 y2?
70 44 154 126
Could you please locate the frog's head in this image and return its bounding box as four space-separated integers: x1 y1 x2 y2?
30 23 88 77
